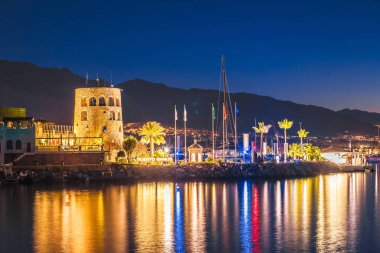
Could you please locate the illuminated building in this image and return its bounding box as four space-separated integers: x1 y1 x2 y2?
73 87 123 161
1 84 124 165
0 117 35 165
188 140 203 163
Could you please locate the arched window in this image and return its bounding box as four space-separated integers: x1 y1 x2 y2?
109 111 115 120
117 112 121 121
108 97 115 106
99 97 106 106
116 98 120 107
6 140 13 150
81 97 87 107
15 140 22 150
90 97 97 106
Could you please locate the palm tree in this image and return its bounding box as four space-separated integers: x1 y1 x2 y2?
138 121 166 157
297 129 309 147
253 122 271 156
278 119 293 162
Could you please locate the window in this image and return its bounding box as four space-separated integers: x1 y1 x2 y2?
15 140 22 150
81 111 88 121
108 97 115 106
6 140 13 150
7 121 13 128
119 127 122 132
99 97 106 106
90 97 97 106
117 112 121 121
109 111 115 120
81 97 87 107
116 98 120 107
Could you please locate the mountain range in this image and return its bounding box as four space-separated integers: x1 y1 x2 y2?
0 60 379 136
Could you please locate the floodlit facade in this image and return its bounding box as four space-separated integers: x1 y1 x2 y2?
73 87 123 161
188 140 203 163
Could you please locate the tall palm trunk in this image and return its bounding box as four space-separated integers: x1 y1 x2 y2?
284 129 288 162
284 129 287 144
150 136 154 157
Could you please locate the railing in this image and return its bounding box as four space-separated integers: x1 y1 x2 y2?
36 137 103 152
39 124 74 133
36 145 103 152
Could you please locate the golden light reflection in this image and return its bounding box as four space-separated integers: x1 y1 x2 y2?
135 183 174 252
185 182 206 252
26 172 377 253
34 190 105 253
274 181 283 247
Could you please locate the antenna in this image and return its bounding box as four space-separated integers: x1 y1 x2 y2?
96 73 99 87
110 71 113 87
85 72 88 86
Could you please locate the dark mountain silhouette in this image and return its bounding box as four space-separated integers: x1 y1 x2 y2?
0 60 97 123
337 108 380 125
0 60 376 136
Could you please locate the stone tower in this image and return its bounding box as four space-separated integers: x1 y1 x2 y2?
74 87 123 161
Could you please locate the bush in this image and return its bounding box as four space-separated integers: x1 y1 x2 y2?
205 157 216 164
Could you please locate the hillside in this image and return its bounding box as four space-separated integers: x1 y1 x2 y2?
0 60 376 136
337 108 380 125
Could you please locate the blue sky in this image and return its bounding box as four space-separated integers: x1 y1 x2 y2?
1 0 380 111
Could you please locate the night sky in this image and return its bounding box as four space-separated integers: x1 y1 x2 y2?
1 0 380 112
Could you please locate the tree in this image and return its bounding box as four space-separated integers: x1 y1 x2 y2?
288 143 302 160
253 122 271 156
278 119 293 162
304 143 322 161
297 129 309 147
123 136 137 162
138 121 166 157
116 150 125 162
288 143 322 161
133 141 148 158
154 149 168 158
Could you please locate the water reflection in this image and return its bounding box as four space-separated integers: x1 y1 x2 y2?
174 186 185 252
239 181 252 252
1 171 380 252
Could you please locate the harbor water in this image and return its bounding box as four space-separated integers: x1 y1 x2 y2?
1 170 380 252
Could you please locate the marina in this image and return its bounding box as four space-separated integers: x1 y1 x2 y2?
2 171 380 252
1 1 380 252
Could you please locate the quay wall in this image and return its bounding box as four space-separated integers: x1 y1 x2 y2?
1 161 343 184
13 152 105 166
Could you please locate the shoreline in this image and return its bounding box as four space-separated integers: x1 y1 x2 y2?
0 161 347 184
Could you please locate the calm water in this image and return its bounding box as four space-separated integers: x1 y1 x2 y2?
1 171 380 253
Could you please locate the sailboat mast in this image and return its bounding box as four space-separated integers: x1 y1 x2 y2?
174 105 177 164
234 101 237 157
222 102 225 160
212 103 215 160
254 118 257 151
